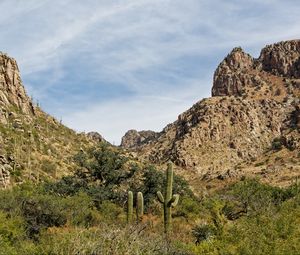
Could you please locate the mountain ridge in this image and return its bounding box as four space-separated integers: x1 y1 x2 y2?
120 39 300 187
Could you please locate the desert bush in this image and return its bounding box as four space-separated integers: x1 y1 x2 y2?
0 211 39 255
74 143 136 186
192 223 217 244
174 197 202 219
63 192 101 227
21 194 67 239
226 178 294 215
97 200 124 224
43 175 88 196
271 137 283 151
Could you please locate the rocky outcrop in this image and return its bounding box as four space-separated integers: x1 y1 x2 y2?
121 129 158 149
212 40 300 97
212 47 257 96
259 40 300 78
87 132 106 143
0 52 34 116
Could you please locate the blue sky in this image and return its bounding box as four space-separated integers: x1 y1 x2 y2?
0 0 299 144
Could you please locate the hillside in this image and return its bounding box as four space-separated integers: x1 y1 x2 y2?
0 52 97 188
121 40 300 188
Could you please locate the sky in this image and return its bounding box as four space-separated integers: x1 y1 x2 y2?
0 0 299 144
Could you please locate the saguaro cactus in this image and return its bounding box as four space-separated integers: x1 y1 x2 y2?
157 162 180 233
136 191 144 222
127 191 133 223
127 191 144 224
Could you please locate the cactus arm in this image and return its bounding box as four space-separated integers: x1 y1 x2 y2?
157 191 164 203
169 194 180 207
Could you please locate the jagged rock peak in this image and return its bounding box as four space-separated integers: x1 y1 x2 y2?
259 39 300 78
212 47 254 97
87 131 107 143
0 52 34 115
223 47 254 70
212 39 300 97
121 129 158 149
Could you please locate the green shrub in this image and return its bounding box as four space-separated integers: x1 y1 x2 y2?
21 195 67 239
227 178 294 215
98 200 124 223
175 197 202 219
192 223 217 244
0 211 26 245
74 143 135 186
271 137 283 151
63 192 101 227
43 175 88 196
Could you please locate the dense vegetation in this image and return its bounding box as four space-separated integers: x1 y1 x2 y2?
0 143 299 254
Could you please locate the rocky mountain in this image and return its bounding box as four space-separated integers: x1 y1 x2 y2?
121 40 300 187
121 129 158 149
87 131 107 143
0 52 98 188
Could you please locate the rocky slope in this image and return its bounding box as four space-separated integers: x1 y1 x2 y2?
0 52 98 188
121 40 300 187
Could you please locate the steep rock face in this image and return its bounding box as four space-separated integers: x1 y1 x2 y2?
0 53 34 116
128 40 300 183
212 40 300 98
121 129 158 149
259 40 300 78
212 47 256 96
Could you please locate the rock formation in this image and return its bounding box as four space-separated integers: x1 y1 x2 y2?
87 131 106 143
121 129 158 149
0 52 34 117
259 40 300 78
212 40 300 98
122 40 300 184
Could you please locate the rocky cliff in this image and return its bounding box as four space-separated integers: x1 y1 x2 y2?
121 40 300 186
0 53 34 119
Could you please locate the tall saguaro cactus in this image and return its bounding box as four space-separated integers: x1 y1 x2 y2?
136 192 144 222
157 162 180 233
127 191 133 223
